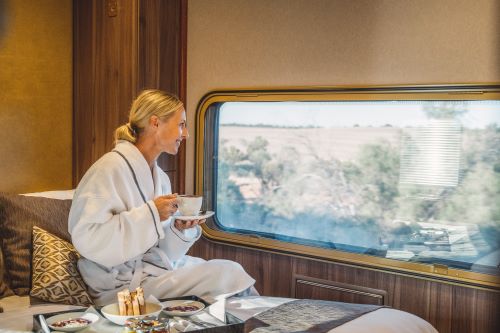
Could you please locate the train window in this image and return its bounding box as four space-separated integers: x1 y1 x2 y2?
196 86 500 287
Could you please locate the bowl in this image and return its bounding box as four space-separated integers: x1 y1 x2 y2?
101 302 163 326
46 312 99 332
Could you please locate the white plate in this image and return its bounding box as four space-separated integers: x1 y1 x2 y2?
46 312 99 332
162 300 205 317
174 211 214 221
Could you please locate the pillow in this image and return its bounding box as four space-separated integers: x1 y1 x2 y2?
23 189 75 200
0 193 72 295
30 226 93 306
0 246 14 299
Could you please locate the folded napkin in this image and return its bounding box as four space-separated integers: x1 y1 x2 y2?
171 317 201 332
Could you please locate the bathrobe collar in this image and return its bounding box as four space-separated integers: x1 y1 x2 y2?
113 140 163 200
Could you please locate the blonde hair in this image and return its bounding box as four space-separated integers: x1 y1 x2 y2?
114 89 183 144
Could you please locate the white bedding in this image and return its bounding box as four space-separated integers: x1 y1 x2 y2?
226 296 438 333
0 295 83 332
0 295 437 332
22 190 75 200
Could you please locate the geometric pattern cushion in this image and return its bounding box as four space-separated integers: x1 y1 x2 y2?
30 226 93 306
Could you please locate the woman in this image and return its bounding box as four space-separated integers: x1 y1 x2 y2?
69 90 256 305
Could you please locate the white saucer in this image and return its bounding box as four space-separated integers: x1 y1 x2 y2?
175 211 215 221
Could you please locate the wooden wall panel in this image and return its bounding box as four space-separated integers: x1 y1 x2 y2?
73 0 95 186
189 236 500 333
428 282 452 333
74 0 187 193
92 0 138 162
74 0 139 184
260 252 293 297
138 0 185 192
473 289 500 333
393 276 431 321
138 0 161 89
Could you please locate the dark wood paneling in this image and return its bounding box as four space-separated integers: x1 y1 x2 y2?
158 153 177 172
74 0 138 183
138 0 181 93
177 0 187 194
428 282 452 333
189 236 500 333
74 0 187 193
138 0 161 89
73 0 95 186
137 0 185 193
92 0 138 162
165 171 176 193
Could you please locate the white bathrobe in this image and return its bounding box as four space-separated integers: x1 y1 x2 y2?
69 140 255 305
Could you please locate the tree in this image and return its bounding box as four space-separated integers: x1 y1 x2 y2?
217 136 300 224
346 140 400 223
217 139 246 218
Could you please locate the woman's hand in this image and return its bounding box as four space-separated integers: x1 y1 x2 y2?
154 194 178 221
174 218 206 231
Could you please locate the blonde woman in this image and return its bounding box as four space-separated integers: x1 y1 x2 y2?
69 90 255 305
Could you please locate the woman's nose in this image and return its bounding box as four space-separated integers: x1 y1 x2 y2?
183 127 190 139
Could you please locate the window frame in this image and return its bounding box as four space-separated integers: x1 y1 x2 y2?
194 84 500 289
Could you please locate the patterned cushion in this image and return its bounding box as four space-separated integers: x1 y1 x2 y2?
30 226 93 306
0 193 72 295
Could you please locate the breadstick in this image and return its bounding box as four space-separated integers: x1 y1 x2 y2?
132 300 140 315
117 290 126 316
123 289 133 315
136 287 145 314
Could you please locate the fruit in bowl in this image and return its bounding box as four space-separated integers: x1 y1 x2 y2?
101 302 163 325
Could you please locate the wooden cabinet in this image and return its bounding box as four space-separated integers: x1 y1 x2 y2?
73 0 186 192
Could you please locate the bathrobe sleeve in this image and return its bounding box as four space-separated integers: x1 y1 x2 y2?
158 218 201 262
157 171 202 262
69 155 164 268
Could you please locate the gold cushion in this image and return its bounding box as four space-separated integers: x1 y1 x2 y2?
30 226 93 306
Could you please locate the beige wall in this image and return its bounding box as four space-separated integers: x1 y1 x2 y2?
0 0 72 193
186 0 500 193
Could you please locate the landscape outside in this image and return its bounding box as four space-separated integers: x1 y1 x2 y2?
215 101 500 274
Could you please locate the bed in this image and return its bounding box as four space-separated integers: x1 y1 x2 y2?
0 294 437 332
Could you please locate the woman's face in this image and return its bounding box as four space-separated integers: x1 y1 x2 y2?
155 107 189 155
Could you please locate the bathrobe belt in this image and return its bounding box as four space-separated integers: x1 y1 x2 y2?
129 258 143 291
129 246 174 290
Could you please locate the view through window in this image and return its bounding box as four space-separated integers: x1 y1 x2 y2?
213 100 500 275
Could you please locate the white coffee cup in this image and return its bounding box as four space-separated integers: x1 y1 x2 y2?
177 195 203 216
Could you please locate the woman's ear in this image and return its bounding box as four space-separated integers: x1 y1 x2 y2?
149 115 160 128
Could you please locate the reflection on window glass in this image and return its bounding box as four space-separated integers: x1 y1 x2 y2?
214 100 500 274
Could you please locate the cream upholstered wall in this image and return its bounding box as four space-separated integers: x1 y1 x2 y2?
0 0 72 193
186 0 500 193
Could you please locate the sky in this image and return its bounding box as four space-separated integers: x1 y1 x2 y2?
219 101 500 129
